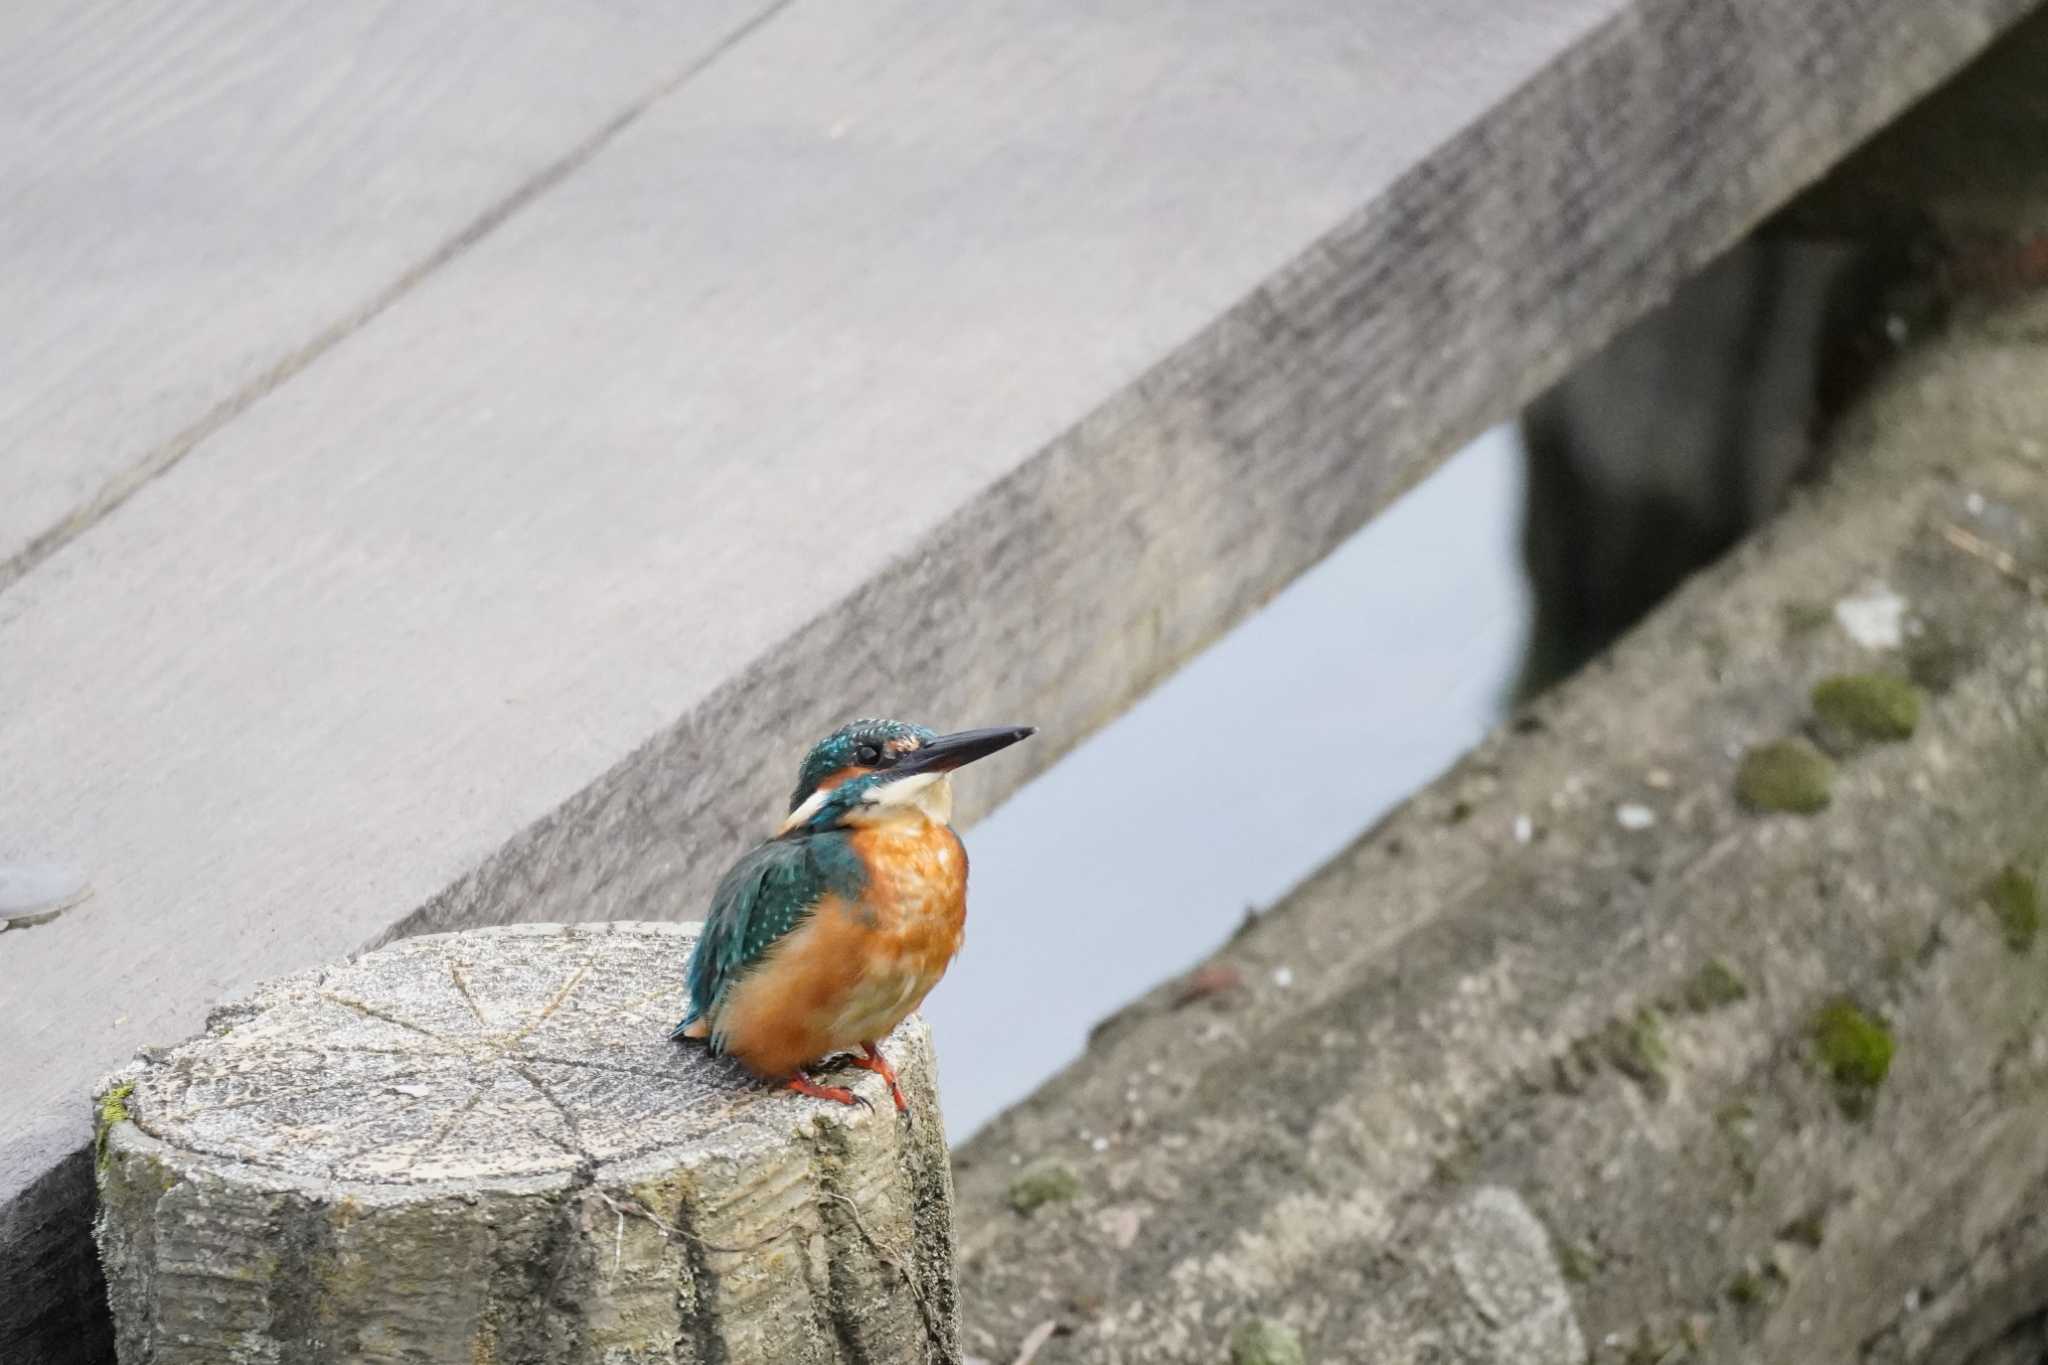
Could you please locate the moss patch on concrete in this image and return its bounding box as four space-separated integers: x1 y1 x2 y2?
1602 1010 1671 1099
1812 998 1894 1118
1985 864 2041 953
1726 1260 1784 1309
1680 959 1750 1012
1811 673 1922 742
1230 1317 1305 1365
1006 1159 1082 1214
1781 599 1835 636
1736 739 1835 813
1777 1206 1828 1249
1554 1238 1600 1284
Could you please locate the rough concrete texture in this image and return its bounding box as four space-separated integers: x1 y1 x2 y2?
950 299 2048 1358
94 923 957 1364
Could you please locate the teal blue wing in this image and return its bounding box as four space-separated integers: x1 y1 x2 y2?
674 833 862 1049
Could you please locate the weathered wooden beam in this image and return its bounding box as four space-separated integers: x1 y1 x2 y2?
4 0 2039 1357
94 923 956 1364
0 0 775 581
949 275 2048 1362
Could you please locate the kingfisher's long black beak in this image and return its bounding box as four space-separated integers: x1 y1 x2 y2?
892 725 1035 778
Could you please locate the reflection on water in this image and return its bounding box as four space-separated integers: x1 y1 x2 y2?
928 426 1529 1142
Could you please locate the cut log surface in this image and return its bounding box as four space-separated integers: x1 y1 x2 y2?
93 923 957 1365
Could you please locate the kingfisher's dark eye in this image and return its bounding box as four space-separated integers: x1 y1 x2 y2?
856 743 883 766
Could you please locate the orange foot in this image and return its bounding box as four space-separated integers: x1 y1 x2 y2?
851 1042 910 1114
785 1075 870 1110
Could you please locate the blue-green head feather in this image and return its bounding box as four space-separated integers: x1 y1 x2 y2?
788 718 935 812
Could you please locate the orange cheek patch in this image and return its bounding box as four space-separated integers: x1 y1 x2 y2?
813 766 868 793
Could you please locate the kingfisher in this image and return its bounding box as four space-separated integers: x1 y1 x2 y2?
673 718 1034 1112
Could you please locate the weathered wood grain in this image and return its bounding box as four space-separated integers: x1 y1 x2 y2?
95 923 957 1364
3 0 2038 1357
950 271 2048 1363
0 0 775 580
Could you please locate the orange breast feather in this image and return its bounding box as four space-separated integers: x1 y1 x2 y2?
712 820 967 1080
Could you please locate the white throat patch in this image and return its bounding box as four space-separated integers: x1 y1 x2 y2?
861 771 954 825
774 771 956 836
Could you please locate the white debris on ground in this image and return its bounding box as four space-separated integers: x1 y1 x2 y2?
1615 803 1656 831
1834 583 1907 650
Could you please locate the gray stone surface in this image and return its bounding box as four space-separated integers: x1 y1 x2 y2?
950 290 2048 1358
4 0 2038 1356
95 922 956 1364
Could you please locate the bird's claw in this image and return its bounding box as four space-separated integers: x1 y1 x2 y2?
853 1044 913 1115
784 1076 867 1109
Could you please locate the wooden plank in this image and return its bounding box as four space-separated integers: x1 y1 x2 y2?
0 0 776 580
1 0 2037 1355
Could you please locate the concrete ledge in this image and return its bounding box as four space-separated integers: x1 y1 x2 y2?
950 290 2048 1360
94 923 955 1364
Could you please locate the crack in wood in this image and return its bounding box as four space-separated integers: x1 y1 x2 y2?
409 1085 484 1166
589 1187 801 1258
819 1188 948 1363
318 990 449 1043
516 1063 592 1160
447 960 495 1031
497 957 594 1053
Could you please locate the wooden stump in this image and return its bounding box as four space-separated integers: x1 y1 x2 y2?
92 923 958 1364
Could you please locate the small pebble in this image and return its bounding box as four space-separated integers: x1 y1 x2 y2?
1615 803 1656 831
1271 966 1295 988
1512 814 1534 844
1090 1136 1109 1153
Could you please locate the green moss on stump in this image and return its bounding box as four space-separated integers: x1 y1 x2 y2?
1812 998 1894 1118
1736 739 1835 814
1811 673 1922 742
1986 865 2041 954
1006 1159 1081 1214
1231 1317 1306 1365
95 1081 134 1169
